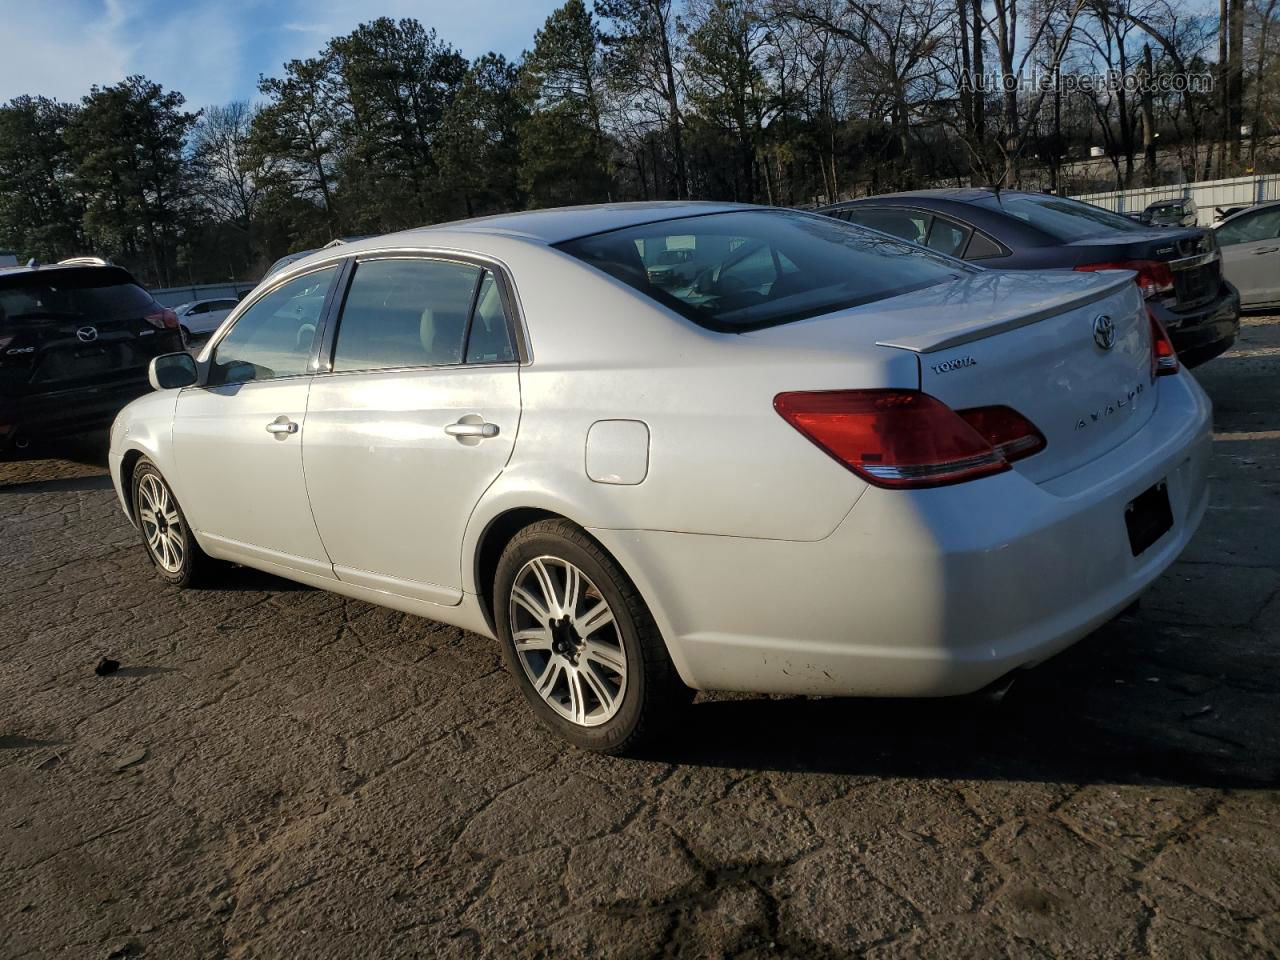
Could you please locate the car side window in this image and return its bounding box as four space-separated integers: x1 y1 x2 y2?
332 258 484 372
1217 209 1280 246
843 207 930 245
964 231 1004 260
210 266 337 385
465 271 516 364
926 218 972 257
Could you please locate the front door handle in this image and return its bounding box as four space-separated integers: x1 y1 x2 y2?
1251 247 1278 254
266 416 299 436
445 420 499 439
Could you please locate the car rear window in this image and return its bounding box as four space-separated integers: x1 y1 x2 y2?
0 268 155 324
555 209 971 332
977 194 1144 241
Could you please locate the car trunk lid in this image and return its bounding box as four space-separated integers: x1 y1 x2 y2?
758 270 1156 484
1069 226 1222 311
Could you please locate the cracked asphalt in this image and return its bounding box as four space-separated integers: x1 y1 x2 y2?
2 316 1279 959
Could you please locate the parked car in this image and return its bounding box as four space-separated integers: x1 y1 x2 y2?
1213 200 1280 308
1213 203 1251 224
0 261 182 454
1138 197 1199 227
110 203 1209 753
172 298 240 340
822 189 1240 367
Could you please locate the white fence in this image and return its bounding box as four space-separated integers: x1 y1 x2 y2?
1071 174 1280 225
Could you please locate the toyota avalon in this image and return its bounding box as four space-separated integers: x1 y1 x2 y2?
108 203 1211 753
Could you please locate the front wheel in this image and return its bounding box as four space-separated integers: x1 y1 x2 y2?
494 519 690 754
131 459 216 587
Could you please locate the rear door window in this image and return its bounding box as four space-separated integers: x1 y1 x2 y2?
842 207 930 245
464 271 516 364
331 258 488 371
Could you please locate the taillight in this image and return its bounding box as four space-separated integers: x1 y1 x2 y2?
1149 311 1179 377
955 406 1046 462
1075 259 1175 299
774 390 1046 489
145 306 179 330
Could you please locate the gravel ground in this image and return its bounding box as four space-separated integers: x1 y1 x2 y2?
2 316 1278 959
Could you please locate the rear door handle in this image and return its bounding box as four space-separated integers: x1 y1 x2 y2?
445 420 499 439
266 417 299 436
1252 247 1279 254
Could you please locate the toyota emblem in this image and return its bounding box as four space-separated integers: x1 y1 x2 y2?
1092 314 1115 351
76 326 99 343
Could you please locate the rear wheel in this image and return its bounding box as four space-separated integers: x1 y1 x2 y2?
131 459 216 587
494 519 689 754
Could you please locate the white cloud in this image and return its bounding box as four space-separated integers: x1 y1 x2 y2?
0 0 131 103
0 0 552 109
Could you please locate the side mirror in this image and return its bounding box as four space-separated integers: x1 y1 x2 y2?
149 352 198 390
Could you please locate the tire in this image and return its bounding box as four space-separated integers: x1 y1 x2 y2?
131 458 217 588
494 519 690 754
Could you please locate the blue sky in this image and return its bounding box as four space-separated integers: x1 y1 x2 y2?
0 0 553 111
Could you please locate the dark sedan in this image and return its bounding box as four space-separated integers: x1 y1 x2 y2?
821 189 1240 367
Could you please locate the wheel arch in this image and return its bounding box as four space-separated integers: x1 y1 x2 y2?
471 506 566 636
467 504 699 690
117 447 148 524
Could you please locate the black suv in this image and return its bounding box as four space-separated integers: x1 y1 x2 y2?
0 261 183 453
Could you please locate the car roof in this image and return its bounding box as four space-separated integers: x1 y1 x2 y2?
261 202 773 284
824 188 1009 207
385 201 757 245
1220 199 1280 222
0 262 139 284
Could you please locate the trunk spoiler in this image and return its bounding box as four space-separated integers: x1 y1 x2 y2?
876 273 1133 353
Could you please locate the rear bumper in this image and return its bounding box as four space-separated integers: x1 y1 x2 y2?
1154 282 1240 368
0 375 153 442
594 371 1212 697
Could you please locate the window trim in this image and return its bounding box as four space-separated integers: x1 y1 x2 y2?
201 261 345 388
315 250 529 377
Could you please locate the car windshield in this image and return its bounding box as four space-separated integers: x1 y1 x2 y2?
977 194 1145 241
555 209 972 332
0 269 155 323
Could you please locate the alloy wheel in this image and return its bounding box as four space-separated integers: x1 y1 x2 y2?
508 556 627 727
137 473 185 574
